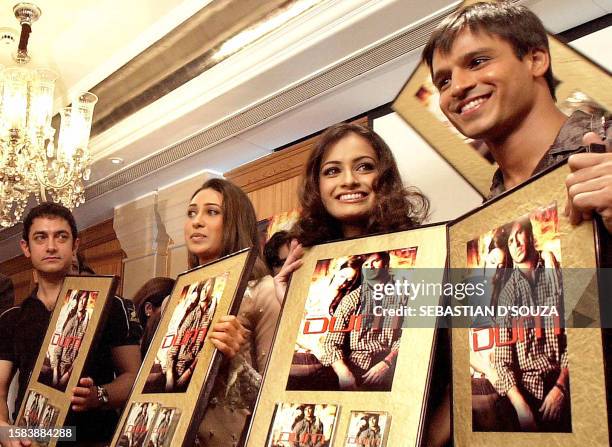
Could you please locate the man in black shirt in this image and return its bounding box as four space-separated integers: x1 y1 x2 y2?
0 203 142 446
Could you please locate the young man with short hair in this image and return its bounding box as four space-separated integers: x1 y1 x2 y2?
423 2 611 228
0 202 142 446
421 2 610 443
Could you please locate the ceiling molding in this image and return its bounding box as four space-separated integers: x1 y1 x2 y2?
89 0 293 136
84 2 457 202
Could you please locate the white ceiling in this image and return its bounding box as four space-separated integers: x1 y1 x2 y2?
0 0 609 262
0 0 207 105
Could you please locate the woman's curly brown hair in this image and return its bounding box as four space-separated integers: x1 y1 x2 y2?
292 122 430 247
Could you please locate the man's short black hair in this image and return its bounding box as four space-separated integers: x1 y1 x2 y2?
422 2 556 99
264 230 291 270
22 202 78 244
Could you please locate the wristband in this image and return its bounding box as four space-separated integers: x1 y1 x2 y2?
96 385 109 406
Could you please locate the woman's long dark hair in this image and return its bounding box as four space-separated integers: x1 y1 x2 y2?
133 277 175 326
178 279 210 330
488 224 513 309
62 290 88 332
187 178 269 280
292 123 429 246
328 256 365 315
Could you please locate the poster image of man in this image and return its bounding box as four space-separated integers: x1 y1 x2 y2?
38 289 97 391
115 402 160 447
17 390 47 429
147 407 180 447
343 411 390 447
286 248 417 392
465 203 570 432
266 403 338 447
143 273 227 393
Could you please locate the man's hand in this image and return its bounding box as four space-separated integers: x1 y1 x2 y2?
0 420 31 447
565 134 612 233
514 399 537 431
337 370 358 391
209 316 247 359
362 361 390 385
507 386 537 431
273 239 304 304
539 386 564 422
70 377 100 412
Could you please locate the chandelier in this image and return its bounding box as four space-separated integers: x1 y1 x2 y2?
0 2 97 228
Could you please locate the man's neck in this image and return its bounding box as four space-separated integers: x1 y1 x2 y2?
516 253 539 281
36 273 64 311
487 100 567 190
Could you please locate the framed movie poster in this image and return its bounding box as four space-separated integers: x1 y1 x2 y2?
392 0 611 196
447 160 609 446
110 247 257 447
15 275 118 446
246 224 447 446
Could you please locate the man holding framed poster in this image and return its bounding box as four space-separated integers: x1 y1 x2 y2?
0 202 142 445
422 1 611 224
420 2 610 444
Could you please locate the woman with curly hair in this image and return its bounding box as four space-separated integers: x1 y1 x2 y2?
276 121 429 300
279 122 429 390
289 122 429 249
276 122 452 442
327 255 364 316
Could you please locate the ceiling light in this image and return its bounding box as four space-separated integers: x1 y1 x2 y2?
109 157 123 165
0 2 97 228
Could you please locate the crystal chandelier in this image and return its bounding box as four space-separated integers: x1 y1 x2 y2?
0 3 97 228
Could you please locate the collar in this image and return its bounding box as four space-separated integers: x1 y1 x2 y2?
20 288 52 314
488 110 591 199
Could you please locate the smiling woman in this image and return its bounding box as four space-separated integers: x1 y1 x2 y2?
291 122 430 247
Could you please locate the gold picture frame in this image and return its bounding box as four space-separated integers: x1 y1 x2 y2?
392 0 611 196
110 247 257 447
15 275 119 447
447 160 609 445
246 224 447 446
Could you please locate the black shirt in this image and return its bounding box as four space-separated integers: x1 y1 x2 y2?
0 288 142 442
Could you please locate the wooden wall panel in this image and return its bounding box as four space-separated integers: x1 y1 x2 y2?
247 176 302 221
8 269 35 306
0 219 125 304
80 238 125 295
